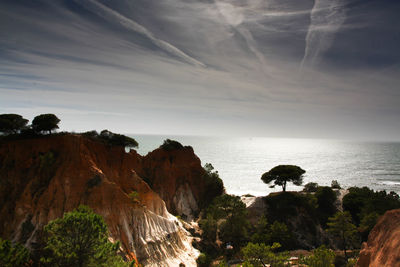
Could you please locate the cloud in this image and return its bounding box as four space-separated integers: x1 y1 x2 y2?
301 0 347 69
0 0 399 140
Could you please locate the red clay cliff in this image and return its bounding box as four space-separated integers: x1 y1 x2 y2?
0 134 220 266
356 208 400 267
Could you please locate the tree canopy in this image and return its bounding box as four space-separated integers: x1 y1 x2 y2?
327 211 358 259
0 238 30 267
32 113 60 134
261 165 305 192
42 205 128 267
0 114 28 134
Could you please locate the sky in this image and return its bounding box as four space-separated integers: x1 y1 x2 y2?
1 0 400 140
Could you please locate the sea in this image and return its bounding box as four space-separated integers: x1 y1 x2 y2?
132 135 400 196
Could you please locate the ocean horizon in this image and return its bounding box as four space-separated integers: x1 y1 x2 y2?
131 135 400 196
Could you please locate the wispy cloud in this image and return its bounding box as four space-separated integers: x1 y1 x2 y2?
301 0 347 69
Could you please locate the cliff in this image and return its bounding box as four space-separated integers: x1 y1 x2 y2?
356 209 400 267
141 146 215 220
0 134 202 266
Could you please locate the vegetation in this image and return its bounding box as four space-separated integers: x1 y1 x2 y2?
342 186 400 240
303 182 319 193
82 130 138 148
331 180 341 189
261 165 305 192
0 238 30 267
0 114 28 135
32 114 60 134
201 163 225 209
251 216 294 251
42 205 129 267
128 191 140 203
315 186 338 227
241 242 289 267
327 211 358 259
159 139 184 150
300 245 335 267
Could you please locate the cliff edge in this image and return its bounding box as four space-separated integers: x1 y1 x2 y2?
0 134 203 266
356 209 400 267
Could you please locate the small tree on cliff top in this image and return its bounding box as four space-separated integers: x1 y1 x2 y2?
42 205 128 267
32 114 60 134
0 114 28 135
261 165 305 192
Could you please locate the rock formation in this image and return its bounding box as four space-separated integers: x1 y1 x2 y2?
356 209 400 267
0 134 208 266
141 146 211 220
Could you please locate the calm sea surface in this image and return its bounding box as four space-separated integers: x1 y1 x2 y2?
131 135 400 196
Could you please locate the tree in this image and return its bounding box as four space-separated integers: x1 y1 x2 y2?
42 205 128 267
32 114 60 134
261 165 305 192
327 211 358 260
0 114 28 134
300 245 335 267
0 238 30 267
241 242 288 267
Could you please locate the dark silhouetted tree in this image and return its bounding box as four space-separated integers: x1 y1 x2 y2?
32 114 60 134
0 114 28 134
261 165 305 192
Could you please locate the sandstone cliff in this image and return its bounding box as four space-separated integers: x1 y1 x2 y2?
141 146 215 220
0 134 202 266
356 209 400 267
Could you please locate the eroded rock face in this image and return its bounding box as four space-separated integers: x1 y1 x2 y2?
141 146 212 220
356 209 400 267
0 135 199 266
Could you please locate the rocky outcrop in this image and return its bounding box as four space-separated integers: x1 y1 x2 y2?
357 209 400 267
141 146 220 220
0 134 200 266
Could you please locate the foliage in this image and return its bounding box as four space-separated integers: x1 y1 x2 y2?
303 182 319 193
199 214 218 244
201 163 225 208
0 238 30 267
42 205 129 267
358 212 380 241
159 139 184 151
261 165 305 192
251 217 294 250
300 245 335 267
32 114 60 134
241 242 289 267
196 252 212 267
342 186 400 240
30 151 58 198
315 186 337 227
128 191 140 203
331 180 341 189
343 187 400 225
0 114 29 135
327 211 358 259
82 130 138 148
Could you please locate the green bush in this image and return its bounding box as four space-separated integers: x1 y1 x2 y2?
303 182 319 193
82 130 139 148
196 252 212 267
0 238 30 267
300 245 335 267
343 187 400 239
241 242 289 267
159 139 184 151
315 186 337 227
200 163 224 209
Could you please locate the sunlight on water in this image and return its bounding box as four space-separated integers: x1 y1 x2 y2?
133 135 400 196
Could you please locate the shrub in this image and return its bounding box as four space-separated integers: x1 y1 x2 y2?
82 130 138 148
159 139 184 151
304 182 319 193
315 186 337 227
0 238 30 267
128 191 140 203
300 245 335 267
200 163 224 209
331 180 341 189
196 253 212 267
241 242 289 267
